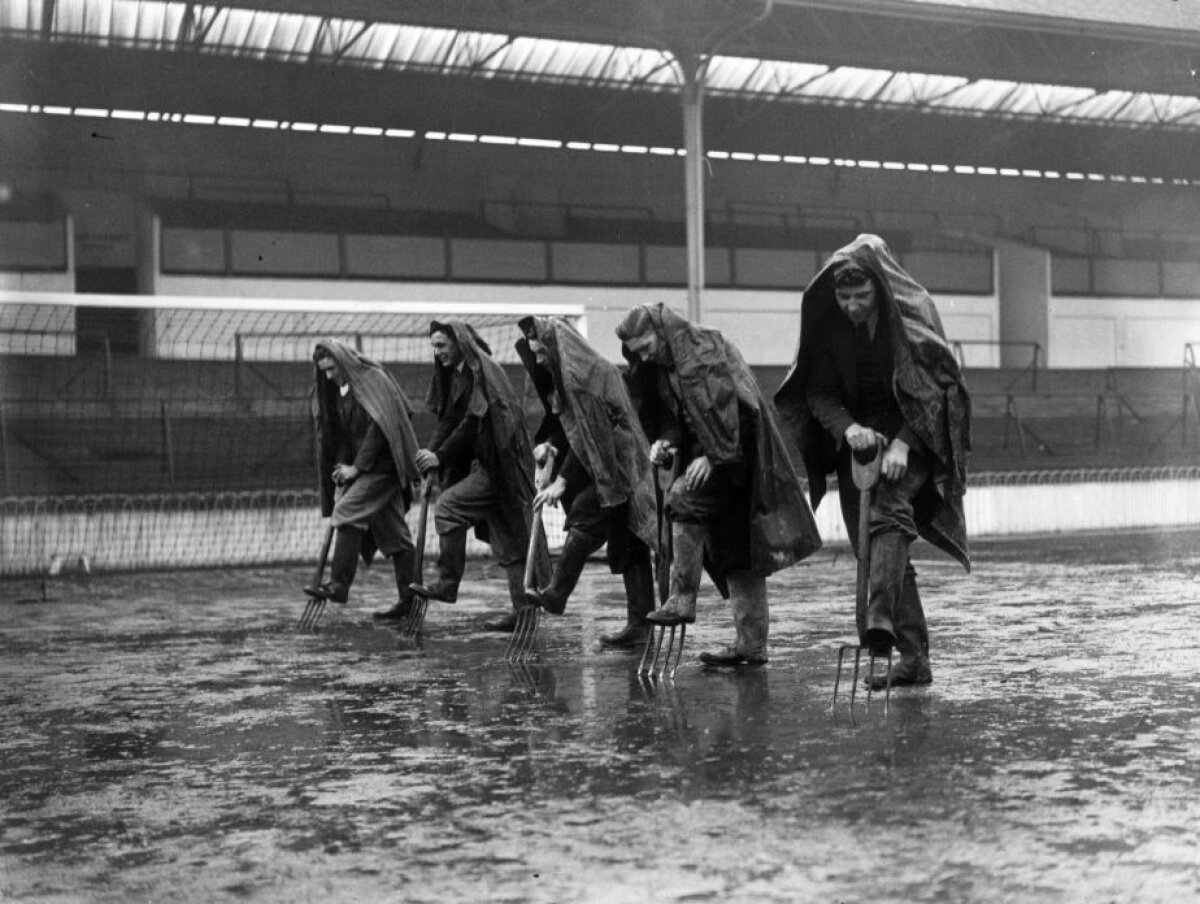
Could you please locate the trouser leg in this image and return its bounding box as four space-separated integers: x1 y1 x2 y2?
865 530 909 652
326 526 362 603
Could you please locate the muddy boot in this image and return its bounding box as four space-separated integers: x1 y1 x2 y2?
304 526 361 603
374 548 417 621
527 530 601 615
484 562 529 632
866 564 931 689
409 528 466 603
599 559 655 648
646 521 705 626
863 530 910 654
699 571 768 666
484 609 519 632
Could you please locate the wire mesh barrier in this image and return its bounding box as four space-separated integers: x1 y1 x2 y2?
3 296 1199 575
0 296 578 575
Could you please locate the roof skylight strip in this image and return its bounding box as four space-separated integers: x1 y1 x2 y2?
3 97 1199 188
14 0 1200 134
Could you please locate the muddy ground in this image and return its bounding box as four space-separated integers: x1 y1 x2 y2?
2 529 1198 903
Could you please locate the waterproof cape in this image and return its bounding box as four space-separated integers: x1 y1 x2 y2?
620 303 822 577
774 233 972 571
310 338 422 517
520 316 658 553
422 319 537 543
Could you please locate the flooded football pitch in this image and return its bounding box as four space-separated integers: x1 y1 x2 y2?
2 529 1198 903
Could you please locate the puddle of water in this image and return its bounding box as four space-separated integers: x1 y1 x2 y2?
2 531 1199 902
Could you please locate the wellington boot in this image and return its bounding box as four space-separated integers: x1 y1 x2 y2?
864 562 932 689
484 610 519 633
599 560 655 648
526 530 601 615
698 647 768 667
731 571 769 658
864 655 932 689
374 549 417 620
647 521 705 625
409 528 466 603
304 526 362 604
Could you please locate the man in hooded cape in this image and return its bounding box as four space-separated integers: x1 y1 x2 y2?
307 338 423 615
516 315 659 647
774 233 971 688
616 303 822 666
409 319 542 629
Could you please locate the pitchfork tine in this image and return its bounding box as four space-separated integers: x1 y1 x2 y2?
637 622 686 680
400 596 429 637
505 605 540 662
299 596 327 631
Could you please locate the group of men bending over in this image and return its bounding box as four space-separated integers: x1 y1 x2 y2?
305 234 972 689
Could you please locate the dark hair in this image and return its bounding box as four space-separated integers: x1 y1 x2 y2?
517 316 539 342
833 264 871 288
615 306 655 343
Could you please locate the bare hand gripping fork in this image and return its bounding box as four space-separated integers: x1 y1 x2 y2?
831 440 893 710
638 452 685 680
505 449 554 663
298 523 335 630
397 473 436 637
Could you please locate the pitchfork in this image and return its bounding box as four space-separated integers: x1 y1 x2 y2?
298 523 335 631
831 440 892 711
504 503 545 662
505 449 555 662
395 473 436 637
638 452 685 680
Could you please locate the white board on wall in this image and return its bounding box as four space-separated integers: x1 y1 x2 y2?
1050 315 1116 367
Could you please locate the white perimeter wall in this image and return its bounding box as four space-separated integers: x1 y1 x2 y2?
155 274 1000 366
1050 296 1200 367
4 476 1198 575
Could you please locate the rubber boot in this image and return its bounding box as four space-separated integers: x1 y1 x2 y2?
646 521 705 625
484 562 529 632
866 562 932 689
864 530 909 653
527 530 602 615
409 528 466 603
699 571 768 666
373 548 417 621
304 526 362 603
598 559 655 648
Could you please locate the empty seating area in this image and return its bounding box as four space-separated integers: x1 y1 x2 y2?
2 352 1195 499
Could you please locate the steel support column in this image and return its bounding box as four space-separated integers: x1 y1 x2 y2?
682 69 705 323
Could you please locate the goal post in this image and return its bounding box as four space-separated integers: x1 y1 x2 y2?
0 292 584 574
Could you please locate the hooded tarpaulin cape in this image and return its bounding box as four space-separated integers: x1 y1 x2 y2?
422 319 537 549
310 337 423 516
519 316 658 553
774 233 972 571
618 303 822 577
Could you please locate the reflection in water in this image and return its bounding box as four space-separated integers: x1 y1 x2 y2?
2 533 1200 902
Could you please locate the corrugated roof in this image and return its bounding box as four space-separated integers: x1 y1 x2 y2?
4 0 1200 130
853 0 1200 31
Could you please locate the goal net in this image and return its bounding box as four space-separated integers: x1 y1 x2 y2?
0 294 584 575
